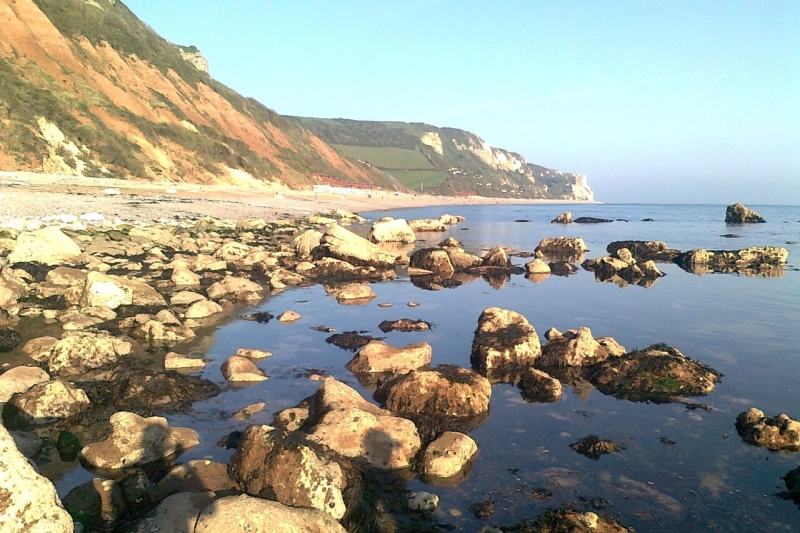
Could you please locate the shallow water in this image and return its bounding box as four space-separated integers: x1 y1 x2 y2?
54 203 800 531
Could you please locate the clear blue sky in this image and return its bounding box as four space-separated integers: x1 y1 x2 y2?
125 0 799 204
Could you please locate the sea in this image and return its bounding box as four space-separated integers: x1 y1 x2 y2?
54 203 800 532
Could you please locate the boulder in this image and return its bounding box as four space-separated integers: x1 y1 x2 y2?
194 494 347 533
551 211 572 224
153 460 236 501
409 248 454 278
221 356 267 382
171 267 201 286
294 229 324 258
378 365 491 418
318 224 399 269
134 492 217 533
0 365 50 403
334 283 376 302
539 327 625 367
46 266 88 286
30 331 133 375
0 422 74 532
82 271 167 309
409 219 447 232
132 320 196 345
525 258 551 274
369 218 416 244
520 368 562 402
229 426 347 519
725 203 766 223
481 246 511 268
170 291 207 306
535 237 587 257
185 300 224 319
8 226 82 266
206 276 263 301
305 378 421 469
439 214 465 225
80 411 200 469
278 310 302 323
420 431 478 479
735 408 800 451
588 344 721 401
470 307 541 373
4 380 90 428
345 340 432 373
674 247 788 269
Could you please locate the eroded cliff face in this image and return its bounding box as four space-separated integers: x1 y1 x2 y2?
0 0 397 189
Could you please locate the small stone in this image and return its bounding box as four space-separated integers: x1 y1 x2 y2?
233 402 266 421
408 491 439 511
221 356 268 382
164 352 208 370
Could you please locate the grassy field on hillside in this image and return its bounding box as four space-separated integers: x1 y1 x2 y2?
387 170 449 190
332 145 433 170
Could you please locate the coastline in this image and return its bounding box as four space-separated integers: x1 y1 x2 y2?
0 170 595 224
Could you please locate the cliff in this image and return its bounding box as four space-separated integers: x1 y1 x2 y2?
0 0 398 189
291 118 594 201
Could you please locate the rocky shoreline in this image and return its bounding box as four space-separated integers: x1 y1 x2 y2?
0 202 795 532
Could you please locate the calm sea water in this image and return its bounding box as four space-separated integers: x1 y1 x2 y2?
55 204 800 532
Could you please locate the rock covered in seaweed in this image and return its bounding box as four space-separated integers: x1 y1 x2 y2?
587 344 721 401
501 508 634 532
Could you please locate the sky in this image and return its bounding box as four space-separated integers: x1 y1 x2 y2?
124 0 800 204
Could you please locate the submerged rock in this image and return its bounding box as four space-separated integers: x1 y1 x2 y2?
501 508 634 532
570 434 625 460
0 327 22 352
470 307 541 374
325 331 383 351
574 217 612 224
80 411 200 470
378 318 431 332
725 203 766 223
735 408 800 451
784 467 800 505
587 344 721 402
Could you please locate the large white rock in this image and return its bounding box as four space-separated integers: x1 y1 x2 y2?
194 494 347 533
346 340 432 373
81 272 167 309
369 218 416 244
80 411 200 469
5 380 91 427
8 226 82 266
470 307 541 372
29 331 133 375
0 421 75 532
421 431 478 479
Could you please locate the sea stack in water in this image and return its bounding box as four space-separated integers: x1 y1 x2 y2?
725 203 765 223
